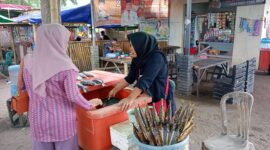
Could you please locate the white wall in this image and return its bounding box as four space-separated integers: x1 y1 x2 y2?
232 5 265 68
261 0 270 38
169 0 184 53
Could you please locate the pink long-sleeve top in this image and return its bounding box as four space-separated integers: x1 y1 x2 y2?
23 68 92 142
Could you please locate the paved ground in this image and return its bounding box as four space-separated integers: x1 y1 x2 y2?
0 74 269 150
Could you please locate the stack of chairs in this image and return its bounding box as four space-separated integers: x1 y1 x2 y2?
245 58 256 93
213 62 247 100
213 57 257 100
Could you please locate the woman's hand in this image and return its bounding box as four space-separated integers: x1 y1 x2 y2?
108 88 117 99
119 98 135 111
89 98 103 107
108 79 129 99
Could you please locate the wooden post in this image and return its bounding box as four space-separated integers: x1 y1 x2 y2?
40 0 60 24
50 0 60 23
41 0 51 24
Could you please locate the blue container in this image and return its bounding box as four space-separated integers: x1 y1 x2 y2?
10 84 18 96
8 65 20 84
133 135 189 150
8 65 20 96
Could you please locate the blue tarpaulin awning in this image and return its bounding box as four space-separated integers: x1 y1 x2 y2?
29 4 91 24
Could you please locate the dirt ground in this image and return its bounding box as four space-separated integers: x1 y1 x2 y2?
0 74 269 150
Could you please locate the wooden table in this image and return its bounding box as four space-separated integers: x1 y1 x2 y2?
100 57 132 75
193 58 231 97
161 45 180 54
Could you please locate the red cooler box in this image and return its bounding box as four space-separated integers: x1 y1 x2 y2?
76 86 151 150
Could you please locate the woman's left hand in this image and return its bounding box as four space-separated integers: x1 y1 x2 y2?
119 98 135 111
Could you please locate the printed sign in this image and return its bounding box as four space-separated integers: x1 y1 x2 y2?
93 0 121 27
121 0 169 26
140 18 169 40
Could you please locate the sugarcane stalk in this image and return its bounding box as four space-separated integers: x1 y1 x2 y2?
166 101 172 122
169 105 185 145
155 129 163 146
133 123 147 143
138 128 148 143
165 102 172 145
151 103 160 127
177 123 194 142
145 105 154 128
133 123 142 142
176 105 188 131
145 105 157 145
169 130 176 145
180 105 193 133
169 117 177 145
138 107 148 130
157 124 164 146
134 108 149 142
134 102 195 146
173 106 182 124
159 100 166 144
183 105 194 128
182 117 193 133
160 100 165 124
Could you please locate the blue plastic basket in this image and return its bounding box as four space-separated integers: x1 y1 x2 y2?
133 135 189 150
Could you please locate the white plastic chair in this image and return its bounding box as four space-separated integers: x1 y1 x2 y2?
202 91 255 150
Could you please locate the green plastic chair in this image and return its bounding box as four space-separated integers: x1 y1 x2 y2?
0 51 13 75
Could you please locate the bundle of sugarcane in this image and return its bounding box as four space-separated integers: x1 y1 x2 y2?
133 102 194 146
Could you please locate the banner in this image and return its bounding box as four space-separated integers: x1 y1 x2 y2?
94 0 121 27
121 0 169 26
209 0 265 9
140 19 169 40
239 17 262 36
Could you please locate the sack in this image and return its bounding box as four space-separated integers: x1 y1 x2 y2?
11 59 29 114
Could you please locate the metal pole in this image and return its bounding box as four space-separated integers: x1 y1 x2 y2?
90 0 96 46
185 0 192 55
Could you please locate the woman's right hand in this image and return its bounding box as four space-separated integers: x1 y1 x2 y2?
108 89 116 99
108 79 129 99
89 98 103 107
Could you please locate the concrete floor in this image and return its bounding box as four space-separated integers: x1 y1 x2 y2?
0 74 269 150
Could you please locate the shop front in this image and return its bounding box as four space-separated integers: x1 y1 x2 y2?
169 0 268 69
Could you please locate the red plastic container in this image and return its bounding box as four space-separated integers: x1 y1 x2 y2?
76 86 151 150
259 49 270 72
183 47 198 55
